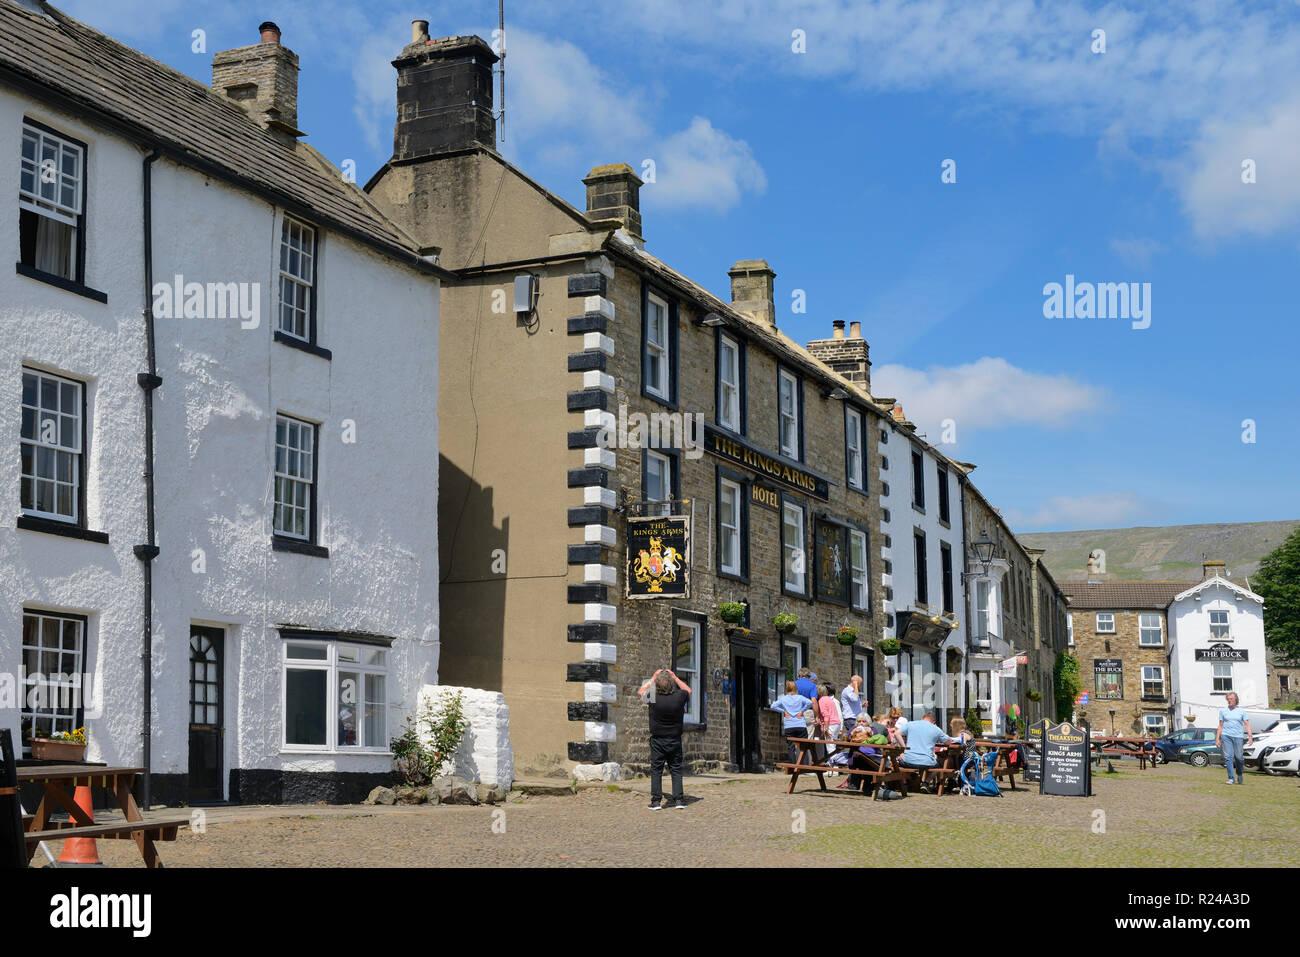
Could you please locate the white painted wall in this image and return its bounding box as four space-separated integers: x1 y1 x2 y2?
0 88 440 796
1169 579 1267 727
878 428 966 720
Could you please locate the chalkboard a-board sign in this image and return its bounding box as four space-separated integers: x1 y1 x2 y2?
1040 721 1092 796
1022 719 1050 783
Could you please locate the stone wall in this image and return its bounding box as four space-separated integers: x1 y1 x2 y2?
1069 609 1172 734
420 685 514 787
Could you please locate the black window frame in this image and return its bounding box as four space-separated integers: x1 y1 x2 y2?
641 279 678 409
775 364 805 463
914 528 929 607
641 445 681 511
671 609 708 729
715 465 750 583
16 365 109 543
19 606 89 754
16 118 106 303
911 450 925 511
271 413 328 558
274 214 331 360
936 464 950 525
779 490 810 599
714 327 746 435
844 404 869 495
940 541 954 615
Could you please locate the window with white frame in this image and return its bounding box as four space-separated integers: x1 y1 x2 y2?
643 292 670 400
1212 662 1233 693
18 122 83 281
283 640 387 749
278 216 316 341
21 368 82 523
778 368 800 459
274 415 315 539
1209 609 1230 641
1139 613 1163 646
1141 665 1165 698
1096 612 1115 633
850 528 869 611
20 609 85 752
644 449 673 517
975 579 991 641
717 332 740 431
718 477 742 576
845 406 864 490
782 500 807 593
673 617 702 724
782 639 806 684
1143 713 1168 737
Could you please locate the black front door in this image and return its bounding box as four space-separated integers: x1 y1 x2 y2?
188 626 224 802
731 655 762 772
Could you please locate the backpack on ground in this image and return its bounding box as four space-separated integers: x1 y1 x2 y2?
959 751 1002 797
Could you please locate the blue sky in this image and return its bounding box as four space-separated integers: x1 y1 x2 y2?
58 0 1300 532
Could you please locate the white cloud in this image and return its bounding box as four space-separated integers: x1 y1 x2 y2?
1004 492 1143 532
870 357 1104 438
645 116 767 211
1180 94 1300 240
1109 236 1164 269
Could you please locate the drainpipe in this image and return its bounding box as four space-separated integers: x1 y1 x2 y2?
958 473 970 716
133 147 163 810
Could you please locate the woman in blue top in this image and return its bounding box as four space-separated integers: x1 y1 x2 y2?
770 681 814 764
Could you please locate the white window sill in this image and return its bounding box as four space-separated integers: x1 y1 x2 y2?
279 748 392 756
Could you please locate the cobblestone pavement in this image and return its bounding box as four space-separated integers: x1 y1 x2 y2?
33 761 1300 868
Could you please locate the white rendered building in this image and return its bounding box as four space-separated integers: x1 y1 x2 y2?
1 6 446 804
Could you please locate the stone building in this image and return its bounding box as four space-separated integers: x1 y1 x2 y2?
1060 580 1193 736
1267 648 1300 708
365 23 899 774
0 7 448 804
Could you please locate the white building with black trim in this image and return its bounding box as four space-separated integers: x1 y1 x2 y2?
0 3 449 804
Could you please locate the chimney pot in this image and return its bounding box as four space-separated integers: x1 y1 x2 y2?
411 20 430 43
891 405 905 422
832 320 845 339
259 21 281 44
849 320 862 339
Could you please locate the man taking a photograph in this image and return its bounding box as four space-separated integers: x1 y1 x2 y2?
638 668 692 809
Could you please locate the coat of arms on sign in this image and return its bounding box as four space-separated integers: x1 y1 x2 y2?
633 535 682 593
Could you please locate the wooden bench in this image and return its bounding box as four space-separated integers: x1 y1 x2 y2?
26 817 189 866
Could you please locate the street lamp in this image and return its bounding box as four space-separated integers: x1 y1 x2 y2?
973 529 995 566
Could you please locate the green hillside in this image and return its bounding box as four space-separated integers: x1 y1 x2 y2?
1019 520 1300 584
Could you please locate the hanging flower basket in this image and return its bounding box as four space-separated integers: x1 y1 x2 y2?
1027 690 1043 702
836 625 858 646
773 612 799 634
718 601 747 624
877 637 901 655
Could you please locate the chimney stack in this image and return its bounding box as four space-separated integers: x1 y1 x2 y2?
583 164 643 240
212 22 302 144
392 30 497 160
728 260 776 327
807 319 871 391
1202 560 1225 580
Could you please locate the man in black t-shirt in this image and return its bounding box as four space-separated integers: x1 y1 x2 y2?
637 668 692 809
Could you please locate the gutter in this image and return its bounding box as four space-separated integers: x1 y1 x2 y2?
132 147 163 810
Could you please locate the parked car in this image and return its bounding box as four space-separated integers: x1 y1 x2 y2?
1247 730 1300 773
1181 742 1225 767
1253 717 1300 740
1261 741 1300 775
1153 727 1217 765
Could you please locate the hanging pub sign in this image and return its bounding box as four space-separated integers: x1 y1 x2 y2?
814 518 850 604
1040 721 1092 797
704 425 830 500
1093 658 1123 699
626 515 690 599
1195 644 1248 662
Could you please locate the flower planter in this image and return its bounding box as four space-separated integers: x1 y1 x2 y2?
30 738 87 762
836 632 857 646
877 639 901 656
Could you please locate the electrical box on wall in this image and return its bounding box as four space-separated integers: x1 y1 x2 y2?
513 273 538 314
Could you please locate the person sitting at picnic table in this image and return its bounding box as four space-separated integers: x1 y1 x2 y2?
771 681 814 763
879 712 904 747
889 705 908 734
899 711 956 792
841 723 891 793
949 716 973 745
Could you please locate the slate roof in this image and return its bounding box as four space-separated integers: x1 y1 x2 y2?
0 0 444 276
1059 580 1197 610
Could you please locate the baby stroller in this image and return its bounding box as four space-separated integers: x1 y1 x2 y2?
958 748 1002 797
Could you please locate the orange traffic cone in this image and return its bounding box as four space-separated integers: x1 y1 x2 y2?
57 785 102 865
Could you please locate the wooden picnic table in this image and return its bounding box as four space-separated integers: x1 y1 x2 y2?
777 738 1021 796
1088 736 1159 769
18 765 188 868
